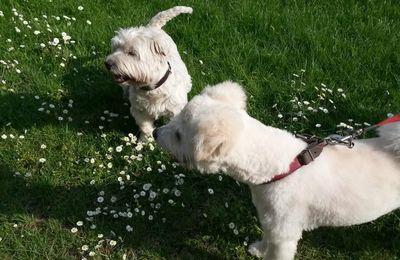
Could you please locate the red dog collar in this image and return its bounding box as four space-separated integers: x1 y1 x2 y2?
263 138 327 185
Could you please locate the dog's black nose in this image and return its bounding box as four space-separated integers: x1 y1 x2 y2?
152 128 159 140
105 61 112 70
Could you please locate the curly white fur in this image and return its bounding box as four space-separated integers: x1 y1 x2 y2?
154 81 400 260
105 6 192 138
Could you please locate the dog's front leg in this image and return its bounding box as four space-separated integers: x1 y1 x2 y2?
263 236 300 260
121 85 130 100
248 235 268 258
130 106 155 140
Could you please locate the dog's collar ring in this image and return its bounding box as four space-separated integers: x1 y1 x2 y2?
140 61 172 91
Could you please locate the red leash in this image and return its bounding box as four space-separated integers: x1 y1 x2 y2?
264 114 400 185
376 114 400 126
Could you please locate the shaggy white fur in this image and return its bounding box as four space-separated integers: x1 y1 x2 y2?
154 81 400 260
105 6 192 138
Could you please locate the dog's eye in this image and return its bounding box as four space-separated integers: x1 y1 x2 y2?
128 51 136 56
176 131 181 142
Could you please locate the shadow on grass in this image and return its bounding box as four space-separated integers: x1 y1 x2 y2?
0 165 240 259
0 56 139 135
1 160 399 259
301 219 400 258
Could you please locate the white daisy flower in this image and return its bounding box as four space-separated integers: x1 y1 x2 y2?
126 225 133 232
39 158 46 163
143 183 152 190
51 38 59 46
149 191 157 199
110 196 117 203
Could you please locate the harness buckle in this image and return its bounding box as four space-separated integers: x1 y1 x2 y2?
297 141 325 165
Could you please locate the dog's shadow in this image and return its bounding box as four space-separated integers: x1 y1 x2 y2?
300 215 400 258
0 55 139 135
1 160 399 259
0 164 246 259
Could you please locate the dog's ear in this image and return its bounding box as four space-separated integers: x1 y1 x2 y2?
201 81 247 110
193 109 243 162
150 39 167 57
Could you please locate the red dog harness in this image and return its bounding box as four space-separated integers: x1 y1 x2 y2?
264 136 327 184
264 114 400 185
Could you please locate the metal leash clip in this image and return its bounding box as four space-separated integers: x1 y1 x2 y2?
295 133 323 144
325 134 355 148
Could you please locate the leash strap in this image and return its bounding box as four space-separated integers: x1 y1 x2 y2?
376 114 400 126
327 114 400 147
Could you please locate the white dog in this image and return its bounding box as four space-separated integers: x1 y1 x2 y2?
153 81 400 260
105 6 192 138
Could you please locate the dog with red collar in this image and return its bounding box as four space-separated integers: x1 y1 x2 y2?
154 81 400 260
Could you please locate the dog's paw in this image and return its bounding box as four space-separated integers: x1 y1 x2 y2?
138 133 154 144
248 240 266 258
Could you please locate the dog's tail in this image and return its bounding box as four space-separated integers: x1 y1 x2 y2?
148 6 193 29
377 121 400 156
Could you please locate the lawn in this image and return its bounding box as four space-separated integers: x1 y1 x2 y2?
0 0 399 259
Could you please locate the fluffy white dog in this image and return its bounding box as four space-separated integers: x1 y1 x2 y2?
105 6 192 138
153 81 400 260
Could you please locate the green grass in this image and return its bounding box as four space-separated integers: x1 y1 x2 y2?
1 0 400 259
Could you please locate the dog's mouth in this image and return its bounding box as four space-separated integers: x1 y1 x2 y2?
113 74 129 84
